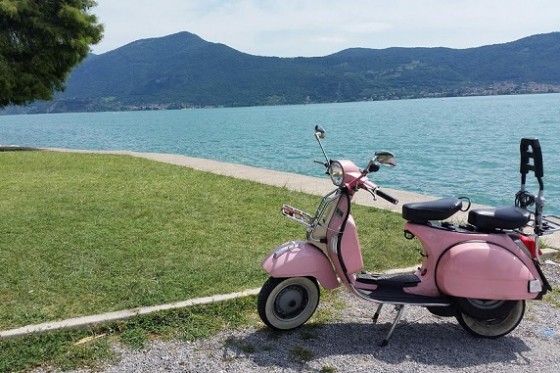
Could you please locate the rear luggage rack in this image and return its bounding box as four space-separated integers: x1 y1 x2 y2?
528 214 560 235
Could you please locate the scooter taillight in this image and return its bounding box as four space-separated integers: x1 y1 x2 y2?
518 234 542 258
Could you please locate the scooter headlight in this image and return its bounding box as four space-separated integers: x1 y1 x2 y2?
329 161 345 186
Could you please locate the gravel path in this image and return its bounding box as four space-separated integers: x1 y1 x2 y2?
66 263 560 373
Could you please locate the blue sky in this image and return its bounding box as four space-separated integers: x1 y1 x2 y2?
92 0 560 56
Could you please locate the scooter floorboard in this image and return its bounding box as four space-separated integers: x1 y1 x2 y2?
356 273 420 287
363 286 450 306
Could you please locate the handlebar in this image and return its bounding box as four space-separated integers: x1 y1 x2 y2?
375 189 399 205
362 180 399 205
314 160 329 168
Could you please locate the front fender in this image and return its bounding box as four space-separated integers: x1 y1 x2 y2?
262 241 340 289
436 241 539 300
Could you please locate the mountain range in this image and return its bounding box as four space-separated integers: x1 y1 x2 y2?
10 31 560 113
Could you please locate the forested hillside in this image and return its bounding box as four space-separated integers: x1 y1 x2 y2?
9 31 560 113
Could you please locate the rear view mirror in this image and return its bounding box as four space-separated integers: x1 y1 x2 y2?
314 125 325 139
375 151 396 167
366 151 396 173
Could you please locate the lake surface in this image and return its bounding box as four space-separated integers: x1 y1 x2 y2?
2 94 560 214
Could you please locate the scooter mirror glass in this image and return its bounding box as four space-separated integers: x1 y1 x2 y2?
314 125 326 139
374 151 397 167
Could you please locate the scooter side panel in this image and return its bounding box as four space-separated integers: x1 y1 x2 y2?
339 215 364 275
262 241 340 289
436 242 538 300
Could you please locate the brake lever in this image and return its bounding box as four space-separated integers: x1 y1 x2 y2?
366 186 377 201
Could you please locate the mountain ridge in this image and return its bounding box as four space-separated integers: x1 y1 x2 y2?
9 31 560 113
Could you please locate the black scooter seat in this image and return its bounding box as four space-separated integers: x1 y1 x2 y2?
402 197 463 223
468 206 530 231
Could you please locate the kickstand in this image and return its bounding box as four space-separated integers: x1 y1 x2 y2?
372 303 383 323
380 305 404 347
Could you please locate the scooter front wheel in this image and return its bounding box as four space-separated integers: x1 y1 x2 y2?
258 276 320 330
456 300 525 338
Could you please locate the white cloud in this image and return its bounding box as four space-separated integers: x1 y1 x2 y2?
91 0 560 56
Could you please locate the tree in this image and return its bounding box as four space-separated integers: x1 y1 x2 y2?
0 0 103 107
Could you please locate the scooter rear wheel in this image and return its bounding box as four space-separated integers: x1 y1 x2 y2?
456 300 525 338
454 297 517 319
258 276 320 331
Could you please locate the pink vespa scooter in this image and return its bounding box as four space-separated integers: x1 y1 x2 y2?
258 126 557 346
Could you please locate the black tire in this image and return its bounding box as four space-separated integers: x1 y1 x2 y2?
454 297 518 319
257 276 320 331
456 300 525 338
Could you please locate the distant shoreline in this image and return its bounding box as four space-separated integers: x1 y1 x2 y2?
3 91 560 116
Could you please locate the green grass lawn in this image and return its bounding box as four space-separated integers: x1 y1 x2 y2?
0 151 419 330
0 150 419 371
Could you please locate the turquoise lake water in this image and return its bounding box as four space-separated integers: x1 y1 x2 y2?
1 94 560 214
